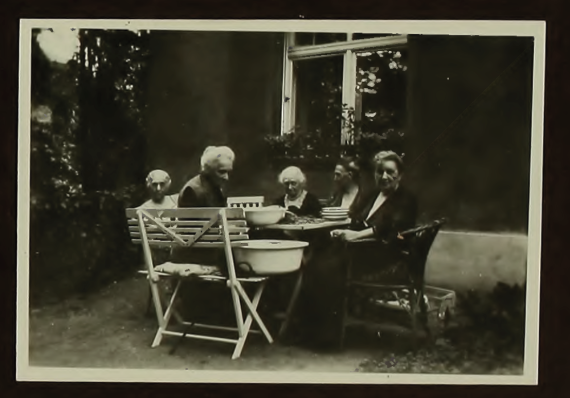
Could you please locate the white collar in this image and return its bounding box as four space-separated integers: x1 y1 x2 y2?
285 190 307 208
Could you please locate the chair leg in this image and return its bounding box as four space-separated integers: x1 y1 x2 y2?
146 279 176 319
232 281 267 359
151 279 182 348
338 285 350 351
279 271 303 340
235 282 274 344
418 292 431 339
409 289 419 350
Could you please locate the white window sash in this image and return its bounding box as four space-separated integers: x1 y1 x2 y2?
280 32 296 134
280 33 408 141
341 49 357 145
288 34 408 61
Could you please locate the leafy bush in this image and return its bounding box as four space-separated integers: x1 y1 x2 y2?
446 282 526 357
30 29 151 305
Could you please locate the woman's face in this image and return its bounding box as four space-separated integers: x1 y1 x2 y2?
208 157 233 188
375 159 401 192
282 178 302 199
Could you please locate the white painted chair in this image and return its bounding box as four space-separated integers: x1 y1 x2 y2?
227 196 264 208
126 207 273 359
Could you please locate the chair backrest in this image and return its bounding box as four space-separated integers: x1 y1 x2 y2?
227 196 264 208
126 207 250 282
399 218 446 287
125 207 249 249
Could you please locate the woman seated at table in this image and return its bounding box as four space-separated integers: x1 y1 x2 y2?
271 166 322 217
298 150 418 350
326 156 361 211
251 166 322 315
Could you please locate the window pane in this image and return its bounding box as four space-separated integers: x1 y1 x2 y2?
294 56 344 152
354 49 408 154
352 33 400 40
295 33 315 46
294 33 347 46
314 33 347 44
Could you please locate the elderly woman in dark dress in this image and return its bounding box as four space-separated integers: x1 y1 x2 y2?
271 166 322 217
251 166 322 315
171 146 237 325
298 151 418 350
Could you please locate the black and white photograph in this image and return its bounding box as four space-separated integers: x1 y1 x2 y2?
17 19 545 384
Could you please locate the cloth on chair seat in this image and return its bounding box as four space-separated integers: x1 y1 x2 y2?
154 262 223 278
371 290 431 312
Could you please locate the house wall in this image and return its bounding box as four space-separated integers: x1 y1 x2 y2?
405 35 534 234
425 231 527 293
144 32 533 292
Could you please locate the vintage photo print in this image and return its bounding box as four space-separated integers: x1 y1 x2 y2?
17 19 545 384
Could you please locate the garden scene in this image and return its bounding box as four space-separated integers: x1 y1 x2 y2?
28 28 528 375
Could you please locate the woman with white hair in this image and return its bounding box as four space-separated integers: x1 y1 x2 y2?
271 166 322 217
173 145 237 325
178 146 235 208
298 150 418 351
138 169 177 210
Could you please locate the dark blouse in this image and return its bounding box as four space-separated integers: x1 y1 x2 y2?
178 172 226 208
349 185 418 242
172 172 226 268
326 188 362 213
272 191 323 217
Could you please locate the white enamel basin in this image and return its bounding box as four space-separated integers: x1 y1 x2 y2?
244 206 286 226
233 239 309 275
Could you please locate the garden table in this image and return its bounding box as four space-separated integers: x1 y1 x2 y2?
262 219 351 231
254 217 351 339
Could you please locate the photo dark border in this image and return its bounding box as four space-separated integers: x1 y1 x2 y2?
2 0 568 397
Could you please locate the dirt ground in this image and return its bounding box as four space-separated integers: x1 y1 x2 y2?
28 275 524 374
29 275 372 372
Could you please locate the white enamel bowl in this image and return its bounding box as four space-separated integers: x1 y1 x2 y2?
233 240 309 275
243 206 286 226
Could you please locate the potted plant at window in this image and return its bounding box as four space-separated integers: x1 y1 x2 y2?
264 114 405 172
263 126 340 170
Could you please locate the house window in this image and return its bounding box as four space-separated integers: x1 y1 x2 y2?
294 56 344 148
281 33 408 151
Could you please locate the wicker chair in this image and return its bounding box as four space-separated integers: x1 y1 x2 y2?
339 218 447 349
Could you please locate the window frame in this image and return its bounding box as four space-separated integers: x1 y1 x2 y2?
280 33 408 144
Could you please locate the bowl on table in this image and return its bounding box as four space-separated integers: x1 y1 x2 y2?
233 239 309 275
243 205 287 226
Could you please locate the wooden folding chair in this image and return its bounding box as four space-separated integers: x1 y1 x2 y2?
125 207 274 359
227 196 264 208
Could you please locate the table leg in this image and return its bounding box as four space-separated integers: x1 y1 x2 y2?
279 270 304 340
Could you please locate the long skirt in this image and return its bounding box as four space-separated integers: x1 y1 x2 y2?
299 236 410 348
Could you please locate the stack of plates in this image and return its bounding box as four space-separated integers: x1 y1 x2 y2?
321 207 349 221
